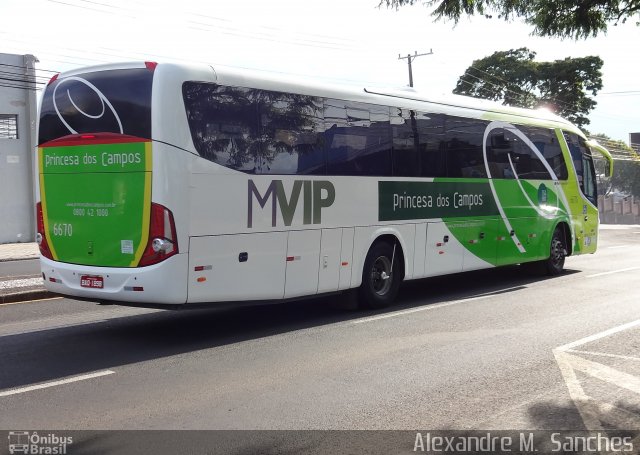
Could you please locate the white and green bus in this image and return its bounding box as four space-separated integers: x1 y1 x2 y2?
36 61 613 308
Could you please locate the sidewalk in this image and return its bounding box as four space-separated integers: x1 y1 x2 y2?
0 242 51 304
0 242 39 262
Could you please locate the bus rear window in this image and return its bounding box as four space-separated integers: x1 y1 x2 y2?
38 68 153 145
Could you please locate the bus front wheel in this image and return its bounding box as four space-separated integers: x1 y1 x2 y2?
544 227 566 275
358 241 402 308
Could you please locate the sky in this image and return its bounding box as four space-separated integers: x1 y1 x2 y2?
3 0 639 143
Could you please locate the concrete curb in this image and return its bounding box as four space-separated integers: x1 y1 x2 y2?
0 256 40 263
0 289 57 305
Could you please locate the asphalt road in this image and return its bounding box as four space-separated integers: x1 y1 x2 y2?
1 226 639 432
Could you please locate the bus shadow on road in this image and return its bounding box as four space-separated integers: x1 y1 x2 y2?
0 266 579 390
396 266 580 309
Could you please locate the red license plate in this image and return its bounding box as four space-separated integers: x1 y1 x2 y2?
80 275 104 289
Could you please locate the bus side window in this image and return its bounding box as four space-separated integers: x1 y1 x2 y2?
485 129 516 179
183 83 259 172
533 128 568 180
503 126 551 180
417 112 446 178
391 109 419 177
445 117 488 178
257 92 325 175
517 126 567 180
391 110 446 177
324 100 392 176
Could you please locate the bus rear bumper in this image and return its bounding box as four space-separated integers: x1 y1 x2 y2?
40 254 188 305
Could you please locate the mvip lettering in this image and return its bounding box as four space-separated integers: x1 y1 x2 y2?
248 180 335 228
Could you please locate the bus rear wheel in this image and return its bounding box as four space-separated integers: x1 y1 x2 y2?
358 241 402 309
544 227 566 275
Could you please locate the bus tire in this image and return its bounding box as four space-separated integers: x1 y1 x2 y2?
544 227 566 276
358 241 402 309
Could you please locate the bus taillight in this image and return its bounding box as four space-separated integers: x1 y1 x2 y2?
47 73 59 86
36 202 53 260
138 203 178 267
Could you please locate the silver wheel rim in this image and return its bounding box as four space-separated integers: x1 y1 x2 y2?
370 255 392 296
550 237 564 268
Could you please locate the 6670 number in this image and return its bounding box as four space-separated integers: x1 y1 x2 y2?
52 223 73 237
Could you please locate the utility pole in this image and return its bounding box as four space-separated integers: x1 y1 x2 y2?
398 50 433 87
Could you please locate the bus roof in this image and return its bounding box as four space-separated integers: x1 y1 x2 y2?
57 60 578 132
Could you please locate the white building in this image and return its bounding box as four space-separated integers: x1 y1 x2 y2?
0 53 38 244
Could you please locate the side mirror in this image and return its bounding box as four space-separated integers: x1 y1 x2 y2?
605 159 613 178
586 139 613 178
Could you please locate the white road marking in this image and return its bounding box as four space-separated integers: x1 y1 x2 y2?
352 293 496 324
554 318 640 432
0 370 115 397
557 318 640 352
563 352 640 395
585 267 640 278
568 349 640 362
0 277 44 290
0 274 40 281
599 225 637 230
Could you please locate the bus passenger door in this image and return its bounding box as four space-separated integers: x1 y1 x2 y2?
424 222 463 277
564 132 599 254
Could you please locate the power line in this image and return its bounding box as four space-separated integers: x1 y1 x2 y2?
0 82 40 91
41 0 368 53
45 0 137 18
0 76 45 87
0 62 58 74
600 90 640 95
0 71 48 84
461 65 583 115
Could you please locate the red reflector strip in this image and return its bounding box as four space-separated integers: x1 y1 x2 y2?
497 236 506 241
49 277 61 283
286 256 295 262
39 133 148 148
197 277 207 283
436 242 444 247
528 233 537 238
438 251 445 255
194 265 212 271
468 239 479 244
124 286 144 292
341 261 349 266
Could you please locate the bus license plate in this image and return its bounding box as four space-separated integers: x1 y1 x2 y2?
80 275 104 289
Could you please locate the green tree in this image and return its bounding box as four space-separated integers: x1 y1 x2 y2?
453 48 603 128
379 0 640 39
